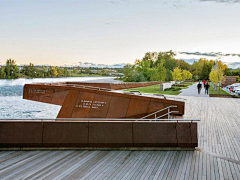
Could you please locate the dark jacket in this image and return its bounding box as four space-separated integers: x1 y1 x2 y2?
205 84 210 90
197 83 202 89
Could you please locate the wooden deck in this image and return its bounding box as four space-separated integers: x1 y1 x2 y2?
0 96 240 179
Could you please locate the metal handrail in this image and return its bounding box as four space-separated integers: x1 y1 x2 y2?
156 111 179 119
0 118 200 122
141 105 177 119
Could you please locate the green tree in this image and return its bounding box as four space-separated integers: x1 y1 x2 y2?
48 66 58 77
182 70 192 81
200 62 209 80
4 59 19 79
0 66 6 79
63 67 68 77
85 68 91 74
192 58 215 80
22 63 37 77
155 51 178 81
73 68 78 74
123 64 135 82
177 60 191 71
135 59 151 80
149 68 159 81
57 68 63 77
171 67 182 81
101 69 110 76
39 66 47 77
158 60 166 81
209 62 225 93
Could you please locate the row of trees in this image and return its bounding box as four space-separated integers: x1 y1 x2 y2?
0 59 19 79
22 63 72 78
0 59 114 79
171 67 192 81
0 59 72 79
123 51 217 82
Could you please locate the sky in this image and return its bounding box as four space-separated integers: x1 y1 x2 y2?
0 0 240 66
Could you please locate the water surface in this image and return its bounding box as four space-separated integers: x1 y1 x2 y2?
0 77 115 119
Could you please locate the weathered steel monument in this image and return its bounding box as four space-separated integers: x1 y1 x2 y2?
0 81 198 149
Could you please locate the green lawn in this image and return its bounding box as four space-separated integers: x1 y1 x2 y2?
123 84 182 95
209 84 229 95
180 82 194 86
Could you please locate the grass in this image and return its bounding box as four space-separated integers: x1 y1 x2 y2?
124 84 182 95
180 82 194 86
209 84 230 95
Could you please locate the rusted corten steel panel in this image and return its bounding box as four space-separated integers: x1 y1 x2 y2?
67 82 112 89
133 122 178 147
176 122 192 148
23 87 54 104
51 89 69 105
57 90 80 118
72 91 96 118
110 83 119 90
0 121 43 147
88 121 133 147
190 122 198 148
147 101 166 119
0 121 198 148
42 121 88 147
126 98 150 118
87 94 112 118
23 82 184 119
106 96 130 118
66 81 161 90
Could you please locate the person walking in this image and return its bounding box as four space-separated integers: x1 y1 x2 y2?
205 82 210 94
203 80 206 89
197 82 202 94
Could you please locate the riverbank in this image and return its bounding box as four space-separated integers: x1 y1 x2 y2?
2 74 112 79
123 82 194 95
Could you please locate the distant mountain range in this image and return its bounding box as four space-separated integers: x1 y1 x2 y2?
79 62 127 68
178 51 240 58
176 51 240 69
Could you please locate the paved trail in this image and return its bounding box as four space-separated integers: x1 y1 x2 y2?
179 82 209 97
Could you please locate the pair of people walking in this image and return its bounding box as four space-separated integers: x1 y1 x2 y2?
197 81 210 95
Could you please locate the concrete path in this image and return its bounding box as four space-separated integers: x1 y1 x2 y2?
179 82 209 97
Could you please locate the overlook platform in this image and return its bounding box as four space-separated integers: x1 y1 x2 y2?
0 97 239 179
1 82 199 149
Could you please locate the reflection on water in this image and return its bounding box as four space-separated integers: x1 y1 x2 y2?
0 96 61 119
0 77 114 119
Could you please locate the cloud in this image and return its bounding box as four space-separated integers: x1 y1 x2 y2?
226 62 240 69
179 58 198 65
199 0 240 3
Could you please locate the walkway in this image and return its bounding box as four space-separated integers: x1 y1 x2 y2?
1 97 240 179
179 82 209 97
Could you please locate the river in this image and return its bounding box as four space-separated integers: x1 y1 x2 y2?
0 77 116 119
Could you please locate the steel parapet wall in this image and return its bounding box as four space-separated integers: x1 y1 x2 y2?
0 121 43 147
23 83 185 119
0 121 198 148
42 121 88 147
88 121 133 147
65 81 161 90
